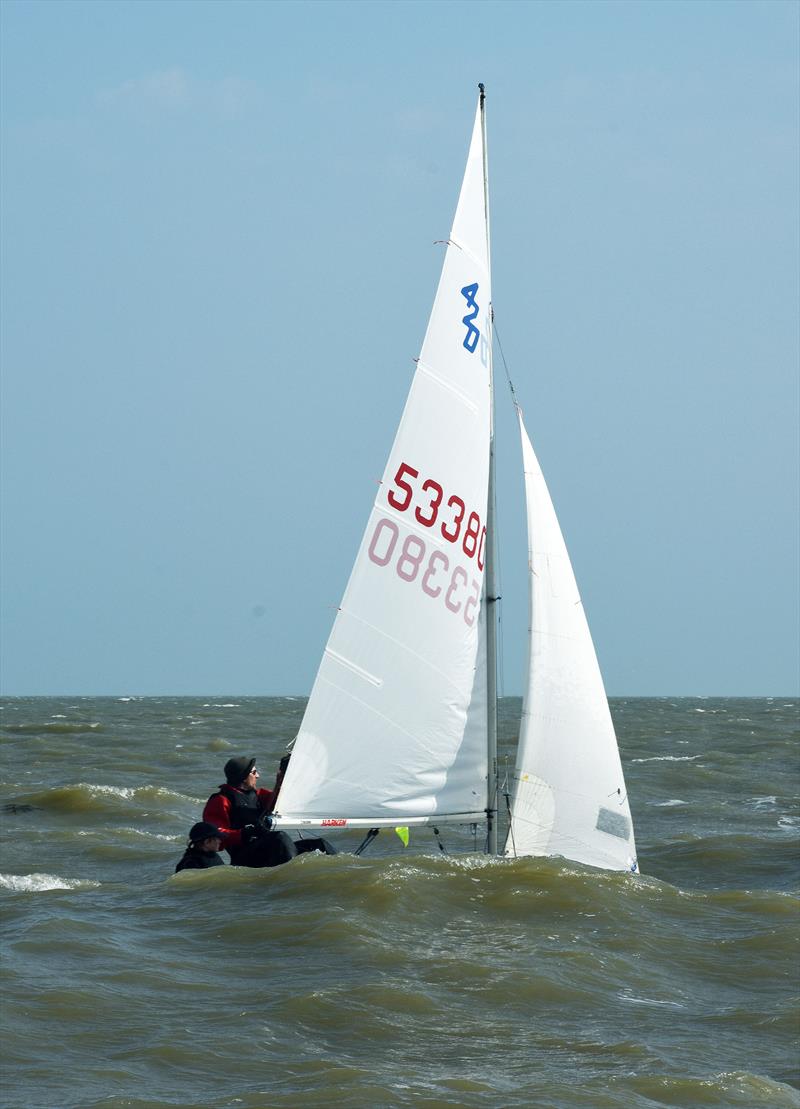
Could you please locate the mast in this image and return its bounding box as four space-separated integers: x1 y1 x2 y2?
480 83 499 855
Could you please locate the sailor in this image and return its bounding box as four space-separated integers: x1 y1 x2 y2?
203 755 337 868
175 821 226 873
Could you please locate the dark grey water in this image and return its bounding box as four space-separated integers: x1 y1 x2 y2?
1 697 798 1108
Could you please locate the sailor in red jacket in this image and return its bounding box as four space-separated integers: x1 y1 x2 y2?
203 755 337 867
203 756 296 867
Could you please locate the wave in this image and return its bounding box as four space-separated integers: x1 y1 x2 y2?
169 847 789 920
161 851 644 921
609 1070 800 1107
16 783 196 815
2 720 103 735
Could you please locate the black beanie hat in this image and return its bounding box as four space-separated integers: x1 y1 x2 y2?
224 756 256 785
189 821 222 844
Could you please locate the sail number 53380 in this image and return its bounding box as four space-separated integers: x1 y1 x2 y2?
386 462 485 571
367 518 480 627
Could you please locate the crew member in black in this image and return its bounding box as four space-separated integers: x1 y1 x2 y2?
175 821 226 873
203 755 337 868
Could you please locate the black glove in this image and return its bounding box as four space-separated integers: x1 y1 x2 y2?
257 811 275 834
241 824 261 845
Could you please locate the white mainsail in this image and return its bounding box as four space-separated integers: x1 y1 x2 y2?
504 410 638 872
276 97 493 829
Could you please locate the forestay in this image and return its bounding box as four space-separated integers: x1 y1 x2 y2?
504 412 638 872
276 98 493 829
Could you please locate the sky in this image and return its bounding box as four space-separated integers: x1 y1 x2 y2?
1 0 798 697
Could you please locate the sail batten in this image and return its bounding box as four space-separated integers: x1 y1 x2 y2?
414 361 481 413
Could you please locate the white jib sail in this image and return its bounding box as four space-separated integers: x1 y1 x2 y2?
505 411 638 872
276 98 492 829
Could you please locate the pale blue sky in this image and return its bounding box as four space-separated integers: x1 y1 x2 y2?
1 0 798 696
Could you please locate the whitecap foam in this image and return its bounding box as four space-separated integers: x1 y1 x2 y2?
85 784 136 799
631 755 702 763
77 827 178 842
43 720 101 730
0 873 101 892
120 827 180 841
747 796 778 809
618 992 686 1010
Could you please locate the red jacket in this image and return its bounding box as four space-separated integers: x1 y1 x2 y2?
203 785 278 851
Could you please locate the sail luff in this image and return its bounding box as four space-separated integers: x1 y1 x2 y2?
479 85 499 855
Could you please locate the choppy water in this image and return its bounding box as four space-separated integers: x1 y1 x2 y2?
1 696 798 1109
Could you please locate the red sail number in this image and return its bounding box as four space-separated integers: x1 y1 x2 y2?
386 463 482 565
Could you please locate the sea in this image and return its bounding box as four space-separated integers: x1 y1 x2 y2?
1 696 797 1109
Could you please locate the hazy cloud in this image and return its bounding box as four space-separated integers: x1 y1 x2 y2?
99 68 261 118
100 67 192 110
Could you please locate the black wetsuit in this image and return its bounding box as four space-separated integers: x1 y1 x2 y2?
216 785 300 867
175 848 225 873
215 785 338 867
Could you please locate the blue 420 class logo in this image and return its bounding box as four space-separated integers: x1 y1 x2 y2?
460 283 480 353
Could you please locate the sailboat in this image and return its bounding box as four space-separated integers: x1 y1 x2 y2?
274 87 638 874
